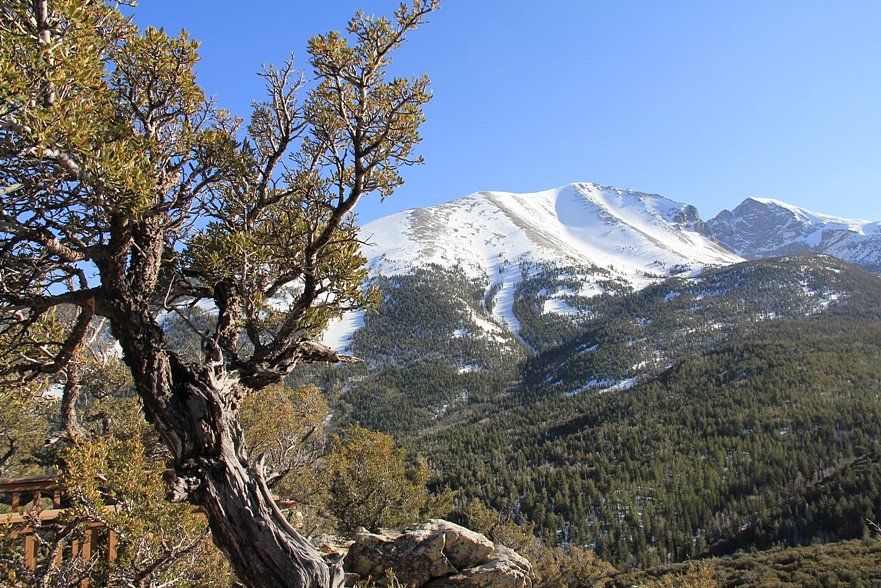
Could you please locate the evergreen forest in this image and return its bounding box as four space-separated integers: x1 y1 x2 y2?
305 254 881 583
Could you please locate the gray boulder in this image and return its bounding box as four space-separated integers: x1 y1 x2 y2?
340 519 533 587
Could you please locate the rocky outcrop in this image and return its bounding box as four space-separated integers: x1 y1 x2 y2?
706 197 881 273
329 519 533 587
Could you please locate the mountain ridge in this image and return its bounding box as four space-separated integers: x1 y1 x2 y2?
331 183 741 348
323 182 879 351
361 182 741 283
358 181 881 285
706 196 881 271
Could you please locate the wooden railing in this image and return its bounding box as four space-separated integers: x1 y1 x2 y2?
0 476 117 587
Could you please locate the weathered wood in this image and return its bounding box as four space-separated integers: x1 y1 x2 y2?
0 476 59 516
110 320 342 587
0 476 57 492
24 532 36 571
0 505 119 525
0 508 63 524
54 536 63 566
107 530 117 564
1 499 120 584
79 530 92 588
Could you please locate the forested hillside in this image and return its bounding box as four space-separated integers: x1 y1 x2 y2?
314 254 881 572
292 266 525 433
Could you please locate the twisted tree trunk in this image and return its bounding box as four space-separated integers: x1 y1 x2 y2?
109 307 341 587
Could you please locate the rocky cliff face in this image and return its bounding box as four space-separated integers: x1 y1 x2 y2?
707 197 881 272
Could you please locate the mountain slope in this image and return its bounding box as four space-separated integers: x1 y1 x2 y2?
708 197 881 272
326 184 881 352
417 258 881 569
363 182 739 281
164 176 881 575
323 183 742 348
301 179 881 573
521 254 858 399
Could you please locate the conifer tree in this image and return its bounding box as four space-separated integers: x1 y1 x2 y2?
0 0 436 585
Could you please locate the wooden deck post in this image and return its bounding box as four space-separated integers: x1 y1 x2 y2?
80 530 92 588
107 529 117 563
24 531 36 571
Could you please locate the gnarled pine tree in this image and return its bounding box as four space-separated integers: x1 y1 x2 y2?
0 0 436 585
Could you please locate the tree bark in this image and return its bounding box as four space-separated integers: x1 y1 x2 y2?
108 306 341 587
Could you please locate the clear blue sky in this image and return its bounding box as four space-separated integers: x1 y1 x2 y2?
129 1 881 224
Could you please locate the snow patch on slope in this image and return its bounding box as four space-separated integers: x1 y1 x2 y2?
491 264 523 334
542 298 580 316
320 310 365 352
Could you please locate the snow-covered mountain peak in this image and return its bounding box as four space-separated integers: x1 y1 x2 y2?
322 183 742 350
361 182 740 283
324 184 881 351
